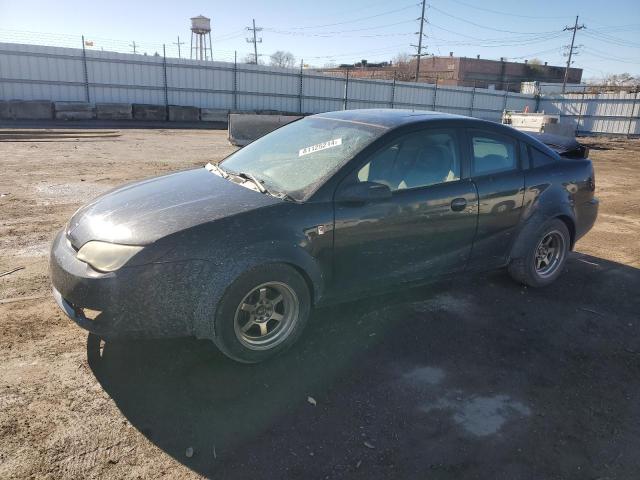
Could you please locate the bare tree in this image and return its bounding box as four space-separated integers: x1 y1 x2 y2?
600 73 638 86
394 52 412 64
526 58 545 74
393 52 415 81
270 50 296 69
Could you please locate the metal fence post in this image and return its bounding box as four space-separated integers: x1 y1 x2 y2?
162 44 169 120
390 71 396 109
343 69 350 110
502 83 509 114
298 59 304 114
470 81 476 117
233 51 238 111
577 86 587 134
80 35 90 103
627 90 639 138
432 79 438 111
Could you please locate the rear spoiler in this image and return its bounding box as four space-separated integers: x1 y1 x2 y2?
525 132 589 159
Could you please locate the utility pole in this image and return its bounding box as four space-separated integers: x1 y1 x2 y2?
173 36 185 59
129 41 137 54
246 19 263 64
411 0 427 82
562 15 585 93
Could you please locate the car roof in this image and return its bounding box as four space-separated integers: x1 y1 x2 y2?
312 108 561 159
314 109 466 128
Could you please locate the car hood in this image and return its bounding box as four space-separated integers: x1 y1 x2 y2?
66 167 281 247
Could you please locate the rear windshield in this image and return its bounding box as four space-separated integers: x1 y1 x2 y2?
220 116 387 201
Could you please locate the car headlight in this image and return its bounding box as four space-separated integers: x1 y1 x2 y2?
76 241 144 272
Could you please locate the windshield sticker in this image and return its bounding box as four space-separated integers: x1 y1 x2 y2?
299 138 342 157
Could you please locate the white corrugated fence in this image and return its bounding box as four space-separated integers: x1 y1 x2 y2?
0 42 638 135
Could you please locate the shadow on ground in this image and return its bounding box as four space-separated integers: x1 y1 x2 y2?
88 253 640 479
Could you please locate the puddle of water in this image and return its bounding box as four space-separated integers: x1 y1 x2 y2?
402 366 445 386
421 393 531 437
399 363 531 437
410 293 473 317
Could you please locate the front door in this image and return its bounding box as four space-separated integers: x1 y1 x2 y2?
332 127 478 294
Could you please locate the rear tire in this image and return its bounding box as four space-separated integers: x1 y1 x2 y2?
508 218 570 288
213 263 311 364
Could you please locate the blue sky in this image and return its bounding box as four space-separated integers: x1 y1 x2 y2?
0 0 638 79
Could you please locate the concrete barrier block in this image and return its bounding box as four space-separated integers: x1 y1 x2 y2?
200 108 229 123
132 104 167 121
54 102 96 120
168 105 199 122
2 100 54 120
96 103 133 120
228 113 302 146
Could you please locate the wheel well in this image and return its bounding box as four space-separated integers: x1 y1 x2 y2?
556 215 576 249
285 262 317 306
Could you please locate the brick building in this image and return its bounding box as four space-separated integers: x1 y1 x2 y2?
418 54 582 91
317 55 583 92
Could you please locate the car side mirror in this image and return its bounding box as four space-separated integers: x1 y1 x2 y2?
336 181 392 204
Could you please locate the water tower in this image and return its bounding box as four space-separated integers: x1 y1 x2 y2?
190 15 212 61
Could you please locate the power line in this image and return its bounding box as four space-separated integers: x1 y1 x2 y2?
305 43 409 60
446 0 570 20
287 3 419 30
582 30 640 48
509 47 563 60
246 19 263 64
562 16 586 93
215 29 246 42
426 22 566 52
426 29 565 47
581 47 640 64
427 4 561 35
264 19 415 37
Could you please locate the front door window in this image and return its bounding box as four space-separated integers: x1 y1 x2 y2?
357 130 461 191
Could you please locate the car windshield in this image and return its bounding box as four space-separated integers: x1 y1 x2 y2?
220 116 387 201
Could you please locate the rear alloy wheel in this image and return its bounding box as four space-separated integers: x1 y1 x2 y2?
533 230 566 279
508 218 570 288
213 264 310 363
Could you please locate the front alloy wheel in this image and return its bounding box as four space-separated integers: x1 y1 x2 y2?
212 263 311 363
234 282 299 350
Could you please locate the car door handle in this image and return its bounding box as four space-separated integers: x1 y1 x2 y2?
450 198 467 212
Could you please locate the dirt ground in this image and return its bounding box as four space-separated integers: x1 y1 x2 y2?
0 128 639 479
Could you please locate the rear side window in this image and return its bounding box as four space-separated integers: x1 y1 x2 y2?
529 146 557 168
471 134 517 176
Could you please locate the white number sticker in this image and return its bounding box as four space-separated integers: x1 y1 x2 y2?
298 138 342 157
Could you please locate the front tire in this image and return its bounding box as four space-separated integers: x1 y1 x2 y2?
508 218 570 288
213 263 311 363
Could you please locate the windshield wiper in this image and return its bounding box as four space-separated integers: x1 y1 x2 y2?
205 162 229 179
237 172 266 194
236 172 295 202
